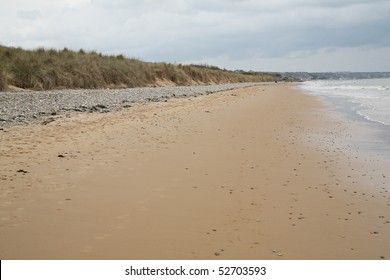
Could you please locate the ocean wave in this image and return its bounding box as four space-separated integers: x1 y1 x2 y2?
300 78 390 126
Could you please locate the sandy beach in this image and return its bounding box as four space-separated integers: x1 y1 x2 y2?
0 83 389 260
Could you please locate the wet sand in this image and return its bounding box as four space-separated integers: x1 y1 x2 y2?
0 84 389 259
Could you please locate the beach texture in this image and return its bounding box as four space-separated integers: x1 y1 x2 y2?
0 84 389 259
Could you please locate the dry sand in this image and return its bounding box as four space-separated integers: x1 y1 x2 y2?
0 84 389 260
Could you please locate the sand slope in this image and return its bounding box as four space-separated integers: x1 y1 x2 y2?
0 84 389 259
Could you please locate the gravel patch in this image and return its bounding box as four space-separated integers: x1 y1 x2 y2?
0 83 269 128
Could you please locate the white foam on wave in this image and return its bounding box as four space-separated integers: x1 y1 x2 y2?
300 78 390 126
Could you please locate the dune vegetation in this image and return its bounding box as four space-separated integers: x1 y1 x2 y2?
0 45 278 91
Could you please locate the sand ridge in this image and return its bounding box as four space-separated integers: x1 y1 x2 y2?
0 84 389 259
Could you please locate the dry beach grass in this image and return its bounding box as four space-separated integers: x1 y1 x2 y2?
0 45 277 91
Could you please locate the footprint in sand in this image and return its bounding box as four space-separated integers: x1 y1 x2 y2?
81 246 94 254
95 233 110 240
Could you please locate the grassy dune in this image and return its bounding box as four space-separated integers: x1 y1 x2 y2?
0 45 278 91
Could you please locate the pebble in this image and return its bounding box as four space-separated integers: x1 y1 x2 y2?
0 83 270 128
42 117 55 125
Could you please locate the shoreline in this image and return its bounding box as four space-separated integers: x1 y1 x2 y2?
296 81 390 158
0 82 274 128
0 84 389 259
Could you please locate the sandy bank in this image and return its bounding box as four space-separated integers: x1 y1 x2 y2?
0 84 389 259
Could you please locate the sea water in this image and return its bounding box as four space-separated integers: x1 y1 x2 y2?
300 78 390 183
300 78 390 126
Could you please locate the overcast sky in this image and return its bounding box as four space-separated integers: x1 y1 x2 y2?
1 0 390 72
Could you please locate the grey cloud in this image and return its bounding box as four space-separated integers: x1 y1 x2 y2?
1 0 390 71
16 10 41 20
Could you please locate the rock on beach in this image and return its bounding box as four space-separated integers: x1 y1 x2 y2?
0 83 269 128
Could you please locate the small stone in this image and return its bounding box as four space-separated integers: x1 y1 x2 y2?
58 154 65 158
214 252 220 256
42 117 55 125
